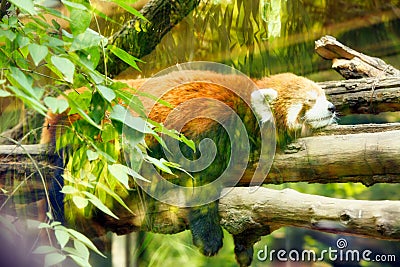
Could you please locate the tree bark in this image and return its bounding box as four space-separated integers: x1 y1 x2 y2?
219 187 400 240
315 35 400 79
319 77 400 115
1 126 400 199
85 187 400 242
97 0 200 77
242 128 400 186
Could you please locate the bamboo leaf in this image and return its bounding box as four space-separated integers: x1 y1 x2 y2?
51 55 75 83
108 45 143 71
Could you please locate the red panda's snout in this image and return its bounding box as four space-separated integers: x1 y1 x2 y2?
303 97 336 129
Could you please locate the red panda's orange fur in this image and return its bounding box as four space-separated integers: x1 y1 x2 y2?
40 71 333 261
41 71 327 146
41 70 257 145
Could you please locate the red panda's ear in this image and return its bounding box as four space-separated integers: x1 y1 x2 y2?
251 88 277 123
258 88 278 104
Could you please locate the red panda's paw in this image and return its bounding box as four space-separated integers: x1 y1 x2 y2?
234 242 253 267
188 203 223 256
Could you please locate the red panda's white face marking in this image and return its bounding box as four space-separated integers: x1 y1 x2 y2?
303 93 336 129
286 103 304 129
253 73 336 137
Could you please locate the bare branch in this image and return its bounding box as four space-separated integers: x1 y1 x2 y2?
85 187 400 242
1 126 400 194
319 77 400 115
219 187 400 240
315 35 400 78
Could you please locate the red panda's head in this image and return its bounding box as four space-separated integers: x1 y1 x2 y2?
253 73 336 139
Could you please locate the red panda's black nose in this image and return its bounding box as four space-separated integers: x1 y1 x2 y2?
328 103 336 113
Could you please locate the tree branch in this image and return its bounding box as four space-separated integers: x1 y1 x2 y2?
240 128 400 186
1 126 400 199
319 77 400 115
315 35 400 78
86 187 400 242
219 187 400 240
97 0 200 77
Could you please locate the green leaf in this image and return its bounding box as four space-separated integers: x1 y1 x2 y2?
0 29 16 41
137 91 173 108
82 191 119 219
108 164 129 189
51 55 75 83
180 134 196 152
68 254 91 267
123 126 145 147
32 246 57 254
70 9 92 35
61 0 87 10
8 67 34 96
7 86 47 116
97 85 116 103
28 44 48 66
66 228 105 257
96 182 134 214
0 89 11 97
112 0 148 21
55 229 70 248
67 97 101 130
60 185 78 194
86 150 99 161
115 90 146 117
74 239 90 260
38 222 51 229
70 29 107 51
17 35 30 48
145 156 173 174
108 45 142 71
44 97 69 114
50 221 62 227
126 165 150 183
101 124 117 142
44 252 67 267
72 196 89 209
8 0 37 15
161 158 193 179
110 105 153 134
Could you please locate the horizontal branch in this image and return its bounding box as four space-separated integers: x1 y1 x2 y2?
219 187 400 240
1 125 400 197
240 128 400 186
92 187 400 242
315 35 400 78
316 123 400 136
318 77 400 115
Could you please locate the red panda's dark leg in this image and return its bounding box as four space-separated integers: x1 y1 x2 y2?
188 201 223 256
233 225 270 266
48 151 65 223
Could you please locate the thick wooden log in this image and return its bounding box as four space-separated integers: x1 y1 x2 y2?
319 77 400 115
242 129 400 186
98 0 201 77
1 127 400 191
315 35 400 79
91 187 400 242
219 187 400 240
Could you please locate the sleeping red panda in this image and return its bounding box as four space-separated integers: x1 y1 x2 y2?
40 71 336 263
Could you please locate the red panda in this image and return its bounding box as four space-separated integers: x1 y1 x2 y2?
40 71 336 261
